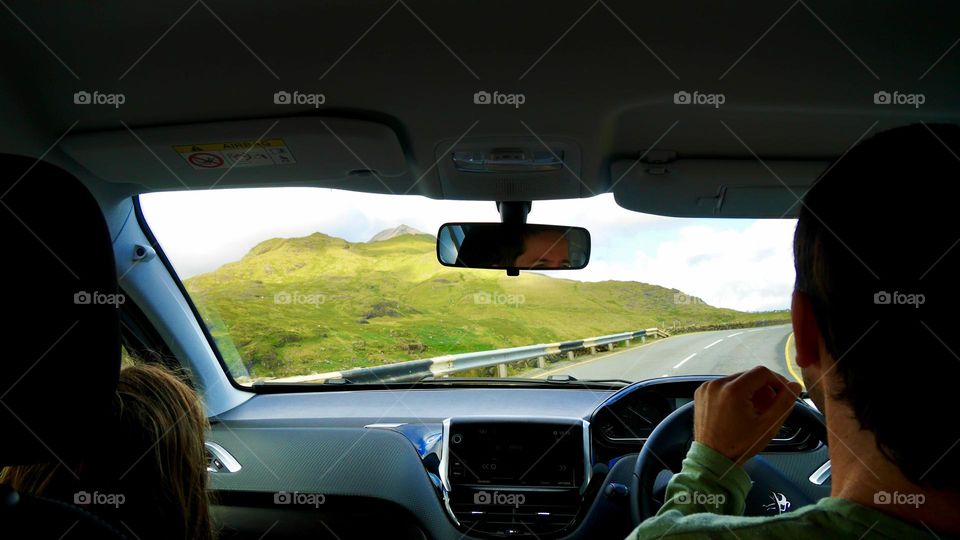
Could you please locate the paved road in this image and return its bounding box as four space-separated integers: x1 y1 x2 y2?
542 324 795 382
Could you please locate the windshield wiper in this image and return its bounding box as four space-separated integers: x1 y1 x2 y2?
254 376 353 386
547 376 633 385
413 375 630 388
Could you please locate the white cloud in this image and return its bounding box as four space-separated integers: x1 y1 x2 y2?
140 188 796 312
571 220 797 311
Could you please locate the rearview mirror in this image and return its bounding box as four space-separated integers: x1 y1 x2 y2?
437 223 590 271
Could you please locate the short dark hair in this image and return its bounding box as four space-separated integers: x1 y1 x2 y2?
794 123 960 490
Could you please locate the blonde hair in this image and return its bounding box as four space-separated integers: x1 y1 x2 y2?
0 362 214 540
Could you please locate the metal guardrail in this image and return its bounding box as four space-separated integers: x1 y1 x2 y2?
265 328 670 384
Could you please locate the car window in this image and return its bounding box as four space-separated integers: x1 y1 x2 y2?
139 188 797 387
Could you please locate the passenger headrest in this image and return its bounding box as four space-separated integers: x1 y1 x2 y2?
0 154 120 465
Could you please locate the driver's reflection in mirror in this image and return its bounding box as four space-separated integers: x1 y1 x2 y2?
451 225 583 269
514 229 571 269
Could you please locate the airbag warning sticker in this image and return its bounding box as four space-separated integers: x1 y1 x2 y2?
174 139 296 170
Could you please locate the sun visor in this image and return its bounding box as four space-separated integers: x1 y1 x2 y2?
611 158 829 218
60 117 408 191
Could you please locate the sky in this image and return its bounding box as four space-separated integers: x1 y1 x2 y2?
140 188 797 312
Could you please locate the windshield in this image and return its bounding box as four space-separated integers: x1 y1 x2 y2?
139 188 797 388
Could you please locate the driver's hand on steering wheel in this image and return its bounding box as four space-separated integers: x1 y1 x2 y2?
694 366 803 466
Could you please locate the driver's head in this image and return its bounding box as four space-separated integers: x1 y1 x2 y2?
792 123 960 491
515 229 570 268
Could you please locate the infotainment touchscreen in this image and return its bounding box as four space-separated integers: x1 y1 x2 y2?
446 420 584 488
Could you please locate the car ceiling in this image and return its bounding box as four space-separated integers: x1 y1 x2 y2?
1 1 958 217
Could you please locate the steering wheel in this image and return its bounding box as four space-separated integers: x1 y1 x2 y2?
630 399 827 525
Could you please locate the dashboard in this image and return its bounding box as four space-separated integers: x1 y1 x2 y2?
207 377 829 540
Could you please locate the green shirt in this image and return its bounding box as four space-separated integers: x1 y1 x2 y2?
626 442 944 539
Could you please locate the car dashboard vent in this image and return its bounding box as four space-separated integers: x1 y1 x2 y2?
449 490 581 537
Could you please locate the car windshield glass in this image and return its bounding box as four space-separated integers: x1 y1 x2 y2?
139 188 798 388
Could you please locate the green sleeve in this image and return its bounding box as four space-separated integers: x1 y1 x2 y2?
627 442 753 539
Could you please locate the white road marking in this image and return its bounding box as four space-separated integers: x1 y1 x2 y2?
673 353 697 369
703 339 723 350
727 331 744 338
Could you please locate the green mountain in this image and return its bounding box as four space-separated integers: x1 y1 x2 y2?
185 229 787 379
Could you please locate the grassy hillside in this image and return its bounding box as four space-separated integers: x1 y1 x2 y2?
185 230 789 378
